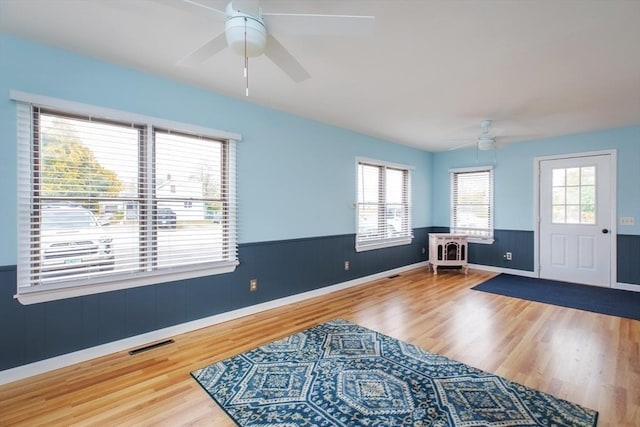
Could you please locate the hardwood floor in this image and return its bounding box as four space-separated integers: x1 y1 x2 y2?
1 268 638 426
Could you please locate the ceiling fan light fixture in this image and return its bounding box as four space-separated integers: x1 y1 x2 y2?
225 15 267 57
478 136 495 150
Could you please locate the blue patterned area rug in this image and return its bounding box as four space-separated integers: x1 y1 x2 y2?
191 319 598 426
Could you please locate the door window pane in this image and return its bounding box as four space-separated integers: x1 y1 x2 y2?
551 166 596 224
552 187 565 204
552 168 565 186
552 206 566 223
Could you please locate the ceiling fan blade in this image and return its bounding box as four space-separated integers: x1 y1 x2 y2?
448 141 476 151
263 13 375 37
178 31 227 66
145 0 225 17
264 34 311 82
181 0 228 19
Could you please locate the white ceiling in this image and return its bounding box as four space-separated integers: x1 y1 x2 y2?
1 0 639 152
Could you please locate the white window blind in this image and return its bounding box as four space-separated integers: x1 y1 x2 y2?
356 159 412 251
15 99 238 301
450 167 494 242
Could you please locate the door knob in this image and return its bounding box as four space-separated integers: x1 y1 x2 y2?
602 229 609 234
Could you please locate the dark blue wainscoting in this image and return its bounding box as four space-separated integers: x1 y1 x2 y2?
468 230 534 271
0 229 430 371
618 234 640 286
2 230 636 372
427 228 534 271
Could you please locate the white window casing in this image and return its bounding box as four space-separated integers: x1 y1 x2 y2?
450 166 494 244
12 91 240 304
356 158 413 252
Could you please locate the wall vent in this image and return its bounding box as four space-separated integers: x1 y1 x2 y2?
128 339 175 355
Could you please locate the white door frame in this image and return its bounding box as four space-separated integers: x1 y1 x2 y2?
533 150 617 286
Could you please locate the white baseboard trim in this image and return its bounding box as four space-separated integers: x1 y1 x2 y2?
0 262 427 386
468 263 539 278
613 282 640 292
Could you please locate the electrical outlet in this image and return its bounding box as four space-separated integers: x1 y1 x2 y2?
421 247 426 255
505 252 512 261
250 279 257 292
344 260 350 271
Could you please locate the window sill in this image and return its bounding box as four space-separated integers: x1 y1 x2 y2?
355 236 413 252
468 237 495 244
15 261 238 305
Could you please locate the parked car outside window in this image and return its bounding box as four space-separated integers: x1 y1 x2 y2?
41 206 114 278
157 207 177 229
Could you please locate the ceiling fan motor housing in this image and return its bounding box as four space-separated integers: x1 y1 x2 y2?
477 136 495 150
225 14 267 57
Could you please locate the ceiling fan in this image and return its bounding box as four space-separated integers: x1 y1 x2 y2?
448 120 499 151
174 0 375 95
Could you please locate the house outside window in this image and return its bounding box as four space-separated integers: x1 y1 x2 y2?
450 166 494 243
13 92 239 303
356 158 413 251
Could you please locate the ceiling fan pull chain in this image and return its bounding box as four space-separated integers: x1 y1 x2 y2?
244 17 249 97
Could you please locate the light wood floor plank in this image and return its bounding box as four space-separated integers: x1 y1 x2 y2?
0 268 638 426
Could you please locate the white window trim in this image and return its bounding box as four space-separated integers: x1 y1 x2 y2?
355 157 414 252
449 165 495 244
11 91 241 304
10 90 242 141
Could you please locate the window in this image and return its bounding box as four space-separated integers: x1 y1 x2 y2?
14 93 239 303
356 159 412 251
551 166 596 224
450 166 494 243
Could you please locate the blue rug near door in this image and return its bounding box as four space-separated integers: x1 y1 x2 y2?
191 319 597 426
473 274 640 320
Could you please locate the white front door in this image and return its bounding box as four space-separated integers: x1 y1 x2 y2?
538 154 613 287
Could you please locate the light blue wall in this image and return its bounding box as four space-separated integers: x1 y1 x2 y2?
2 32 637 268
432 127 640 234
0 34 432 265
